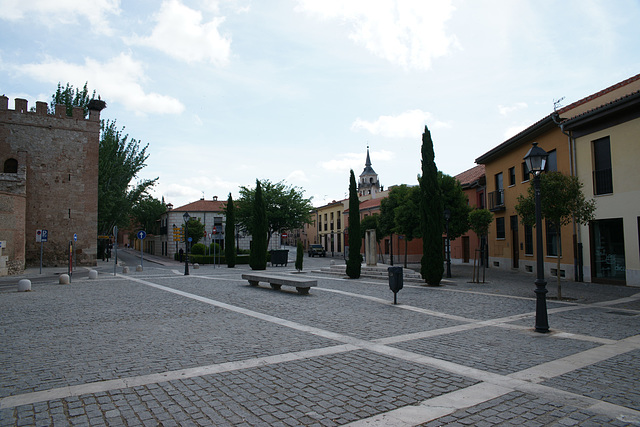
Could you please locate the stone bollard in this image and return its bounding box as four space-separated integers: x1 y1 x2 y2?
136 265 143 272
193 263 199 269
59 274 70 284
122 266 130 274
18 279 31 292
89 270 98 279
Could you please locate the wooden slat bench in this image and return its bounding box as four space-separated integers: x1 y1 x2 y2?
241 273 317 295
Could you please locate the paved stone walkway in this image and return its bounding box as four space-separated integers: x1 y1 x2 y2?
1 255 639 426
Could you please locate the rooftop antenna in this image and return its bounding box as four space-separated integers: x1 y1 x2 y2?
553 97 565 112
201 191 205 200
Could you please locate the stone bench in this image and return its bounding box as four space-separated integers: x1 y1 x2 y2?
241 273 317 295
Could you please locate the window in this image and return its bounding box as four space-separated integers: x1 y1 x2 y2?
495 172 503 192
3 158 18 173
508 167 516 186
546 150 557 172
522 162 530 182
593 136 613 195
496 217 505 239
546 221 561 257
524 224 533 255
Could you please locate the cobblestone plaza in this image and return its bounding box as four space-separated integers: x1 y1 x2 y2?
1 251 639 426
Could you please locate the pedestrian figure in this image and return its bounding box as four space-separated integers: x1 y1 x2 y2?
179 248 184 262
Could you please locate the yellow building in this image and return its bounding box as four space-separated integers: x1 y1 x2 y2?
562 90 640 286
316 199 348 257
476 74 640 282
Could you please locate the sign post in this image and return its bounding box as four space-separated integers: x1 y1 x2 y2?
36 229 48 274
137 230 147 269
73 233 78 270
212 226 217 268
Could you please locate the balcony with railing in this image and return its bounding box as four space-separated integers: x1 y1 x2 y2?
488 190 505 212
593 168 613 195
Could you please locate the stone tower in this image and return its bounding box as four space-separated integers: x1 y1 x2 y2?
358 147 382 197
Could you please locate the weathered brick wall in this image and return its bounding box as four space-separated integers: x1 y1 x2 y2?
0 96 101 270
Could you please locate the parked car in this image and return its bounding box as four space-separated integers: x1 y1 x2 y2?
308 244 326 257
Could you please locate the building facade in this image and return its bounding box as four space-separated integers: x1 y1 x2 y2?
563 90 640 286
0 96 104 274
476 74 640 284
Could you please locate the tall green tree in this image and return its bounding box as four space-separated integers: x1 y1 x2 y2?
468 208 493 281
394 185 422 267
50 81 96 117
224 193 237 267
237 179 313 248
184 218 205 246
440 172 472 240
131 195 166 234
420 125 444 285
249 180 268 270
98 120 157 235
515 172 596 299
346 170 362 279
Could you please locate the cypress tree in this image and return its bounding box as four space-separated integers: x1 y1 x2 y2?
249 180 268 270
224 193 236 268
346 170 362 279
420 125 444 285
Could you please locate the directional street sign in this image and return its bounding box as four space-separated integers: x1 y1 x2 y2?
137 230 147 240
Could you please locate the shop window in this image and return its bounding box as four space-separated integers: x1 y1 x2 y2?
590 218 625 283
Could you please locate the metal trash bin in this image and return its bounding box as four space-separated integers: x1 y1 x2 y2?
270 250 289 266
388 266 403 304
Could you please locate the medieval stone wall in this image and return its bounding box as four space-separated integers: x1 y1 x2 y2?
0 96 102 271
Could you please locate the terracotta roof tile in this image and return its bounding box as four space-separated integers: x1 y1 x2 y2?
454 165 485 186
172 200 226 212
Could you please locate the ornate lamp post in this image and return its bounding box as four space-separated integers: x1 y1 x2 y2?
444 208 452 278
183 212 190 276
524 142 549 333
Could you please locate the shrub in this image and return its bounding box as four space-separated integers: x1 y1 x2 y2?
191 243 206 255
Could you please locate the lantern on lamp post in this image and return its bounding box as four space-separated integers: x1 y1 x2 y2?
523 142 549 333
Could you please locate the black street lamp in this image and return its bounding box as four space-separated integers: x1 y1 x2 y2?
444 208 452 278
524 142 549 333
183 212 190 276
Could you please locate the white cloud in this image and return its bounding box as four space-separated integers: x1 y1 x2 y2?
351 109 450 138
498 102 528 116
126 0 231 65
0 0 120 34
320 152 363 172
286 170 309 183
21 53 185 115
295 0 458 70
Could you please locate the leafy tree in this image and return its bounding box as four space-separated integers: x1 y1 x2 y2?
346 170 362 279
183 217 205 246
468 208 493 281
440 172 472 240
515 172 596 299
394 185 422 267
50 81 97 117
98 120 158 236
131 195 166 235
224 193 237 267
419 125 444 285
249 180 268 270
295 241 304 272
237 179 313 248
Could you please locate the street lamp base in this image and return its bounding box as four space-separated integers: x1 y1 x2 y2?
534 279 549 333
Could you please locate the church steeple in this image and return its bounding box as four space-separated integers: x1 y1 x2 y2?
358 146 382 197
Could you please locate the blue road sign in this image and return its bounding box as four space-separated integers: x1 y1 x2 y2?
137 230 147 240
73 233 77 242
41 229 48 242
188 237 193 242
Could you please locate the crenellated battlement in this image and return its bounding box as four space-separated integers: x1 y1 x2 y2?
0 95 105 122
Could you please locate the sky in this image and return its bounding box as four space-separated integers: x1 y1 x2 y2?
2 0 639 208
